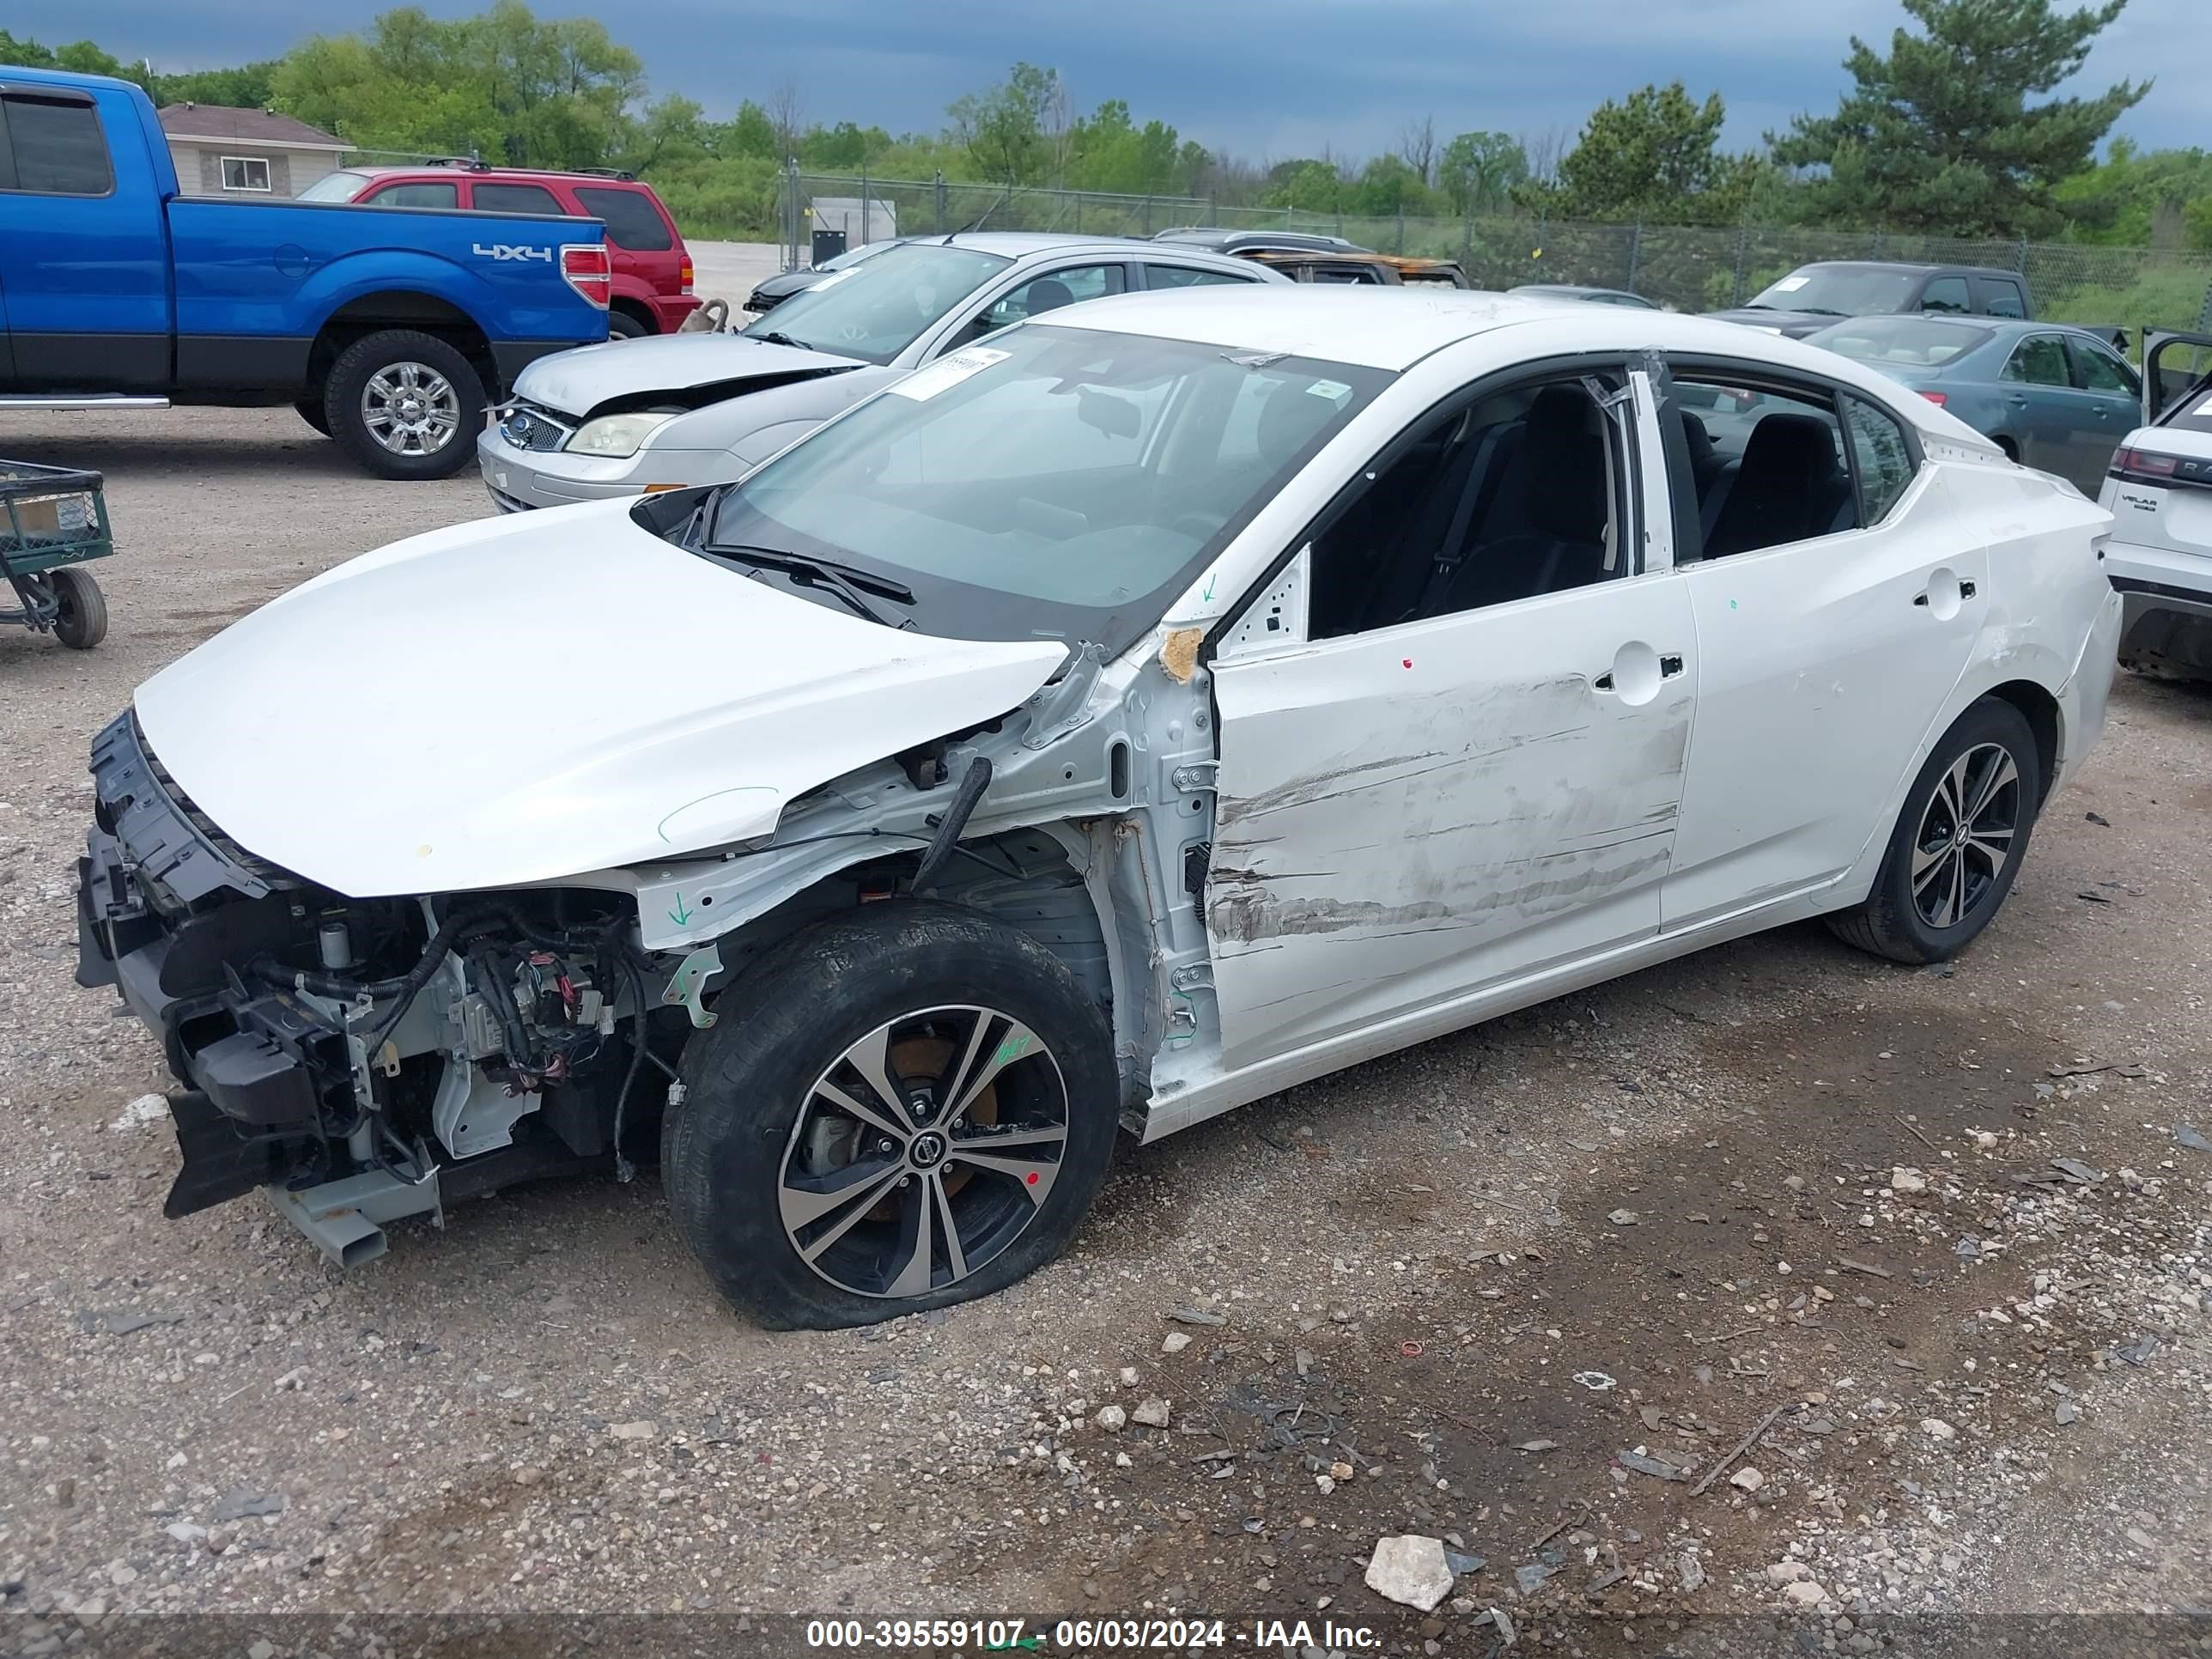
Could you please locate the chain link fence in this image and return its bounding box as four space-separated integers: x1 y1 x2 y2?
778 167 2212 336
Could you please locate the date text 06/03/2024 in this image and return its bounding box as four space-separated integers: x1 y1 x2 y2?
801 1617 1382 1650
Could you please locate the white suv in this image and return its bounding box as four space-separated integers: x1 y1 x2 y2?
2100 331 2212 678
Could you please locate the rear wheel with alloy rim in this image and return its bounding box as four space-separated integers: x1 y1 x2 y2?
324 328 485 480
665 903 1117 1328
1828 696 2040 963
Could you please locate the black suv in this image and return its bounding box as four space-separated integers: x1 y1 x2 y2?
1707 262 2034 339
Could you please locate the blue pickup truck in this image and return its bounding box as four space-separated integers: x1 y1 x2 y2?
0 66 611 477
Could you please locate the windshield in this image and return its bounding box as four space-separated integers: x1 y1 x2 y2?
741 242 1012 365
1808 316 1992 368
695 324 1390 652
819 240 898 272
297 170 371 203
1748 266 1919 315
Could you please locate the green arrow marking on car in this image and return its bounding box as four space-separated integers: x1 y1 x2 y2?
1201 568 1218 602
668 893 693 928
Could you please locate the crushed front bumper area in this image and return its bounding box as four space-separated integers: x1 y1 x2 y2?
76 711 356 1219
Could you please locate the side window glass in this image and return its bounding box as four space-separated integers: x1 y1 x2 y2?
1844 396 1916 525
1314 264 1384 285
473 182 566 216
2 95 112 196
2002 337 2070 387
1145 264 1251 289
973 264 1127 335
1982 280 2026 319
1307 376 1625 639
2070 339 2136 395
367 181 459 210
1673 377 1855 557
1919 276 1971 313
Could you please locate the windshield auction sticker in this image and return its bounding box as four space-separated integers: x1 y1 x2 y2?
888 345 1012 401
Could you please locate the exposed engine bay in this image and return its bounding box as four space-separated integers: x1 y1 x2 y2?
76 713 690 1263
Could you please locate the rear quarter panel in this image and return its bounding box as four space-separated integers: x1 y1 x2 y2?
163 201 610 345
1931 458 2113 772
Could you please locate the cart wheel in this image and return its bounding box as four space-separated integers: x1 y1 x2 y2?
51 568 107 649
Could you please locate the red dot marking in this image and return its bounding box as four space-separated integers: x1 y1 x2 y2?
1401 659 1413 669
1025 1171 1040 1185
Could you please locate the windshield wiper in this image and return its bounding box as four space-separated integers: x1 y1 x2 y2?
750 330 813 351
704 542 915 627
1792 306 1847 316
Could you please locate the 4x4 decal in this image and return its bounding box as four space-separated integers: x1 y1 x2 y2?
471 243 553 262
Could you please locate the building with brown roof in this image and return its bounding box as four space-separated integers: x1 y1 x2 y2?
155 102 349 198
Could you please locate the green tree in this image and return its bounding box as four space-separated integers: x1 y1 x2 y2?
1260 157 1346 214
272 2 641 167
1771 0 2149 237
1437 131 1528 216
1536 82 1753 224
946 63 1063 185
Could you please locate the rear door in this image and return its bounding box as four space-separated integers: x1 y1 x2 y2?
1974 273 2029 320
2000 333 2093 481
1659 365 1989 930
0 81 171 391
2063 333 2140 488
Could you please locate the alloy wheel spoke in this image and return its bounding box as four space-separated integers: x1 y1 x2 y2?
1966 749 2017 824
1911 839 1948 887
949 1147 1060 1205
793 1166 906 1263
1939 848 1967 927
949 1123 1068 1154
943 1016 1046 1125
780 1155 900 1232
884 1176 937 1297
929 1173 969 1283
812 1075 909 1146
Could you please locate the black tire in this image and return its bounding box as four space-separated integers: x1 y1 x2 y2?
607 309 649 339
665 902 1118 1329
1827 696 2040 964
323 329 484 480
49 568 107 649
292 398 331 438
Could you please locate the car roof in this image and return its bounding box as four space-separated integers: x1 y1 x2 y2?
343 163 653 187
1811 315 2113 345
1040 284 1997 407
1790 259 2021 280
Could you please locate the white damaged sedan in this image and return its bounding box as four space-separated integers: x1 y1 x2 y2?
78 289 2121 1328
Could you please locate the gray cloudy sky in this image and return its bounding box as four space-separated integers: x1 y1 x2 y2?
15 0 2207 161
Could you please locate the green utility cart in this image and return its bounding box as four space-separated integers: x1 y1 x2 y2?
0 460 112 649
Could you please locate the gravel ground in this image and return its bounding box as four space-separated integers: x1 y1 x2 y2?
2 407 2208 1656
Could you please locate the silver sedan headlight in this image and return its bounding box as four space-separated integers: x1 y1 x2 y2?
566 411 678 459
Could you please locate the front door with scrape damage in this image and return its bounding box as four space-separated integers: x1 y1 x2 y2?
1203 576 1697 1072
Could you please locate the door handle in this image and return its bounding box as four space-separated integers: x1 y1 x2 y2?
1915 580 1977 606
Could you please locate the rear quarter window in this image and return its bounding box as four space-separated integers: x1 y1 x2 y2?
0 94 112 196
575 186 672 250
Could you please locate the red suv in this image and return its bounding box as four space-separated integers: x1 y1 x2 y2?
300 161 699 337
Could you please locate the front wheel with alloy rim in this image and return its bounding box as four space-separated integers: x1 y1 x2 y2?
665 902 1119 1328
323 329 485 479
1827 696 2041 964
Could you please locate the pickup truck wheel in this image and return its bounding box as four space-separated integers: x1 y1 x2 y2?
1827 696 2039 964
48 569 107 649
292 398 331 438
607 310 648 338
665 902 1118 1329
325 330 483 480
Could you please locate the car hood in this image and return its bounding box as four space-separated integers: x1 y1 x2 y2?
514 331 866 417
1703 308 1838 339
131 501 1067 898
